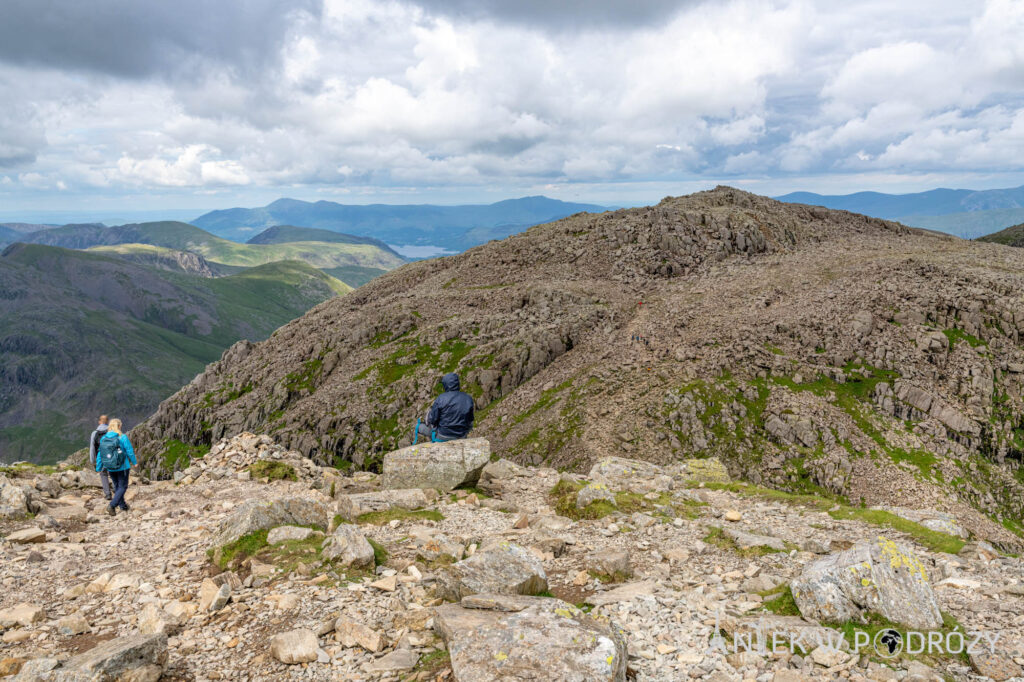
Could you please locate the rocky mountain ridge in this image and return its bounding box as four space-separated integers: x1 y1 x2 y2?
4 434 1024 680
128 186 1024 550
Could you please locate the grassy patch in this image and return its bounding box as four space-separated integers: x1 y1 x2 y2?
213 529 270 569
942 328 986 350
829 508 965 554
548 479 703 522
588 570 632 584
695 481 965 554
161 439 210 471
413 650 451 675
356 508 444 525
248 460 297 482
0 462 59 476
760 584 800 616
367 538 389 566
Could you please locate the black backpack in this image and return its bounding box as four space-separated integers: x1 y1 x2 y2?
98 436 126 471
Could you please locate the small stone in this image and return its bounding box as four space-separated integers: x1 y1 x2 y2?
366 648 420 673
199 578 231 612
370 575 398 592
810 646 849 667
0 603 45 628
724 510 742 522
57 613 91 635
270 628 320 664
335 620 384 652
513 514 529 529
6 527 46 543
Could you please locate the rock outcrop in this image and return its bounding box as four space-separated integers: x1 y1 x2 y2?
381 438 491 491
791 536 943 629
435 594 627 682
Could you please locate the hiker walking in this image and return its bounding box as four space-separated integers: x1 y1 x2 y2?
95 418 137 516
89 415 112 500
421 373 475 442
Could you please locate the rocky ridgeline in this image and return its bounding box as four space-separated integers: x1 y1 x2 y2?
119 187 1024 557
6 437 1024 681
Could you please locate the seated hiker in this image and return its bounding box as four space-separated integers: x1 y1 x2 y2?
423 372 475 442
89 415 112 501
95 418 137 516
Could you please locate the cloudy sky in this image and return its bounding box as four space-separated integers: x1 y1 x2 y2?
1 0 1023 216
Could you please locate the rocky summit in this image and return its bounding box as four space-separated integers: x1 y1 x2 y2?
4 435 1024 681
120 187 1024 554
13 187 1024 680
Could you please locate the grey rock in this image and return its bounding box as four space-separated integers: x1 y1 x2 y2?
576 481 616 508
436 542 547 601
791 536 942 629
588 456 673 494
320 524 375 569
267 525 319 545
435 595 627 681
270 628 320 664
213 495 330 548
381 438 491 491
335 488 430 521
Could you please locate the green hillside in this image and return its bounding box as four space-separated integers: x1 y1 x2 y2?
246 224 397 251
28 221 406 285
976 222 1024 246
0 244 348 463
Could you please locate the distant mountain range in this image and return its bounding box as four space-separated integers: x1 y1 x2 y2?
777 185 1024 239
192 196 608 249
0 243 350 462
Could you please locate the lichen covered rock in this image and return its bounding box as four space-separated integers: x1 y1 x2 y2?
791 535 942 629
381 438 491 491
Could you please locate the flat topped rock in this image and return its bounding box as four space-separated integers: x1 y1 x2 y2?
381 438 491 491
436 541 547 602
5 528 45 544
213 496 330 548
435 594 627 682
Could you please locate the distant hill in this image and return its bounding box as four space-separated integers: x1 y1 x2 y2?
895 208 1024 239
778 184 1024 238
192 196 608 249
247 225 395 250
0 243 349 462
976 222 1024 247
24 221 406 281
0 225 22 246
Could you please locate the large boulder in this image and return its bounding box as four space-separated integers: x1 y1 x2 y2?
213 496 331 547
435 594 627 682
320 524 375 569
14 633 168 681
588 456 673 494
381 438 490 491
436 542 547 602
791 536 942 629
270 628 320 664
0 477 30 519
335 489 431 522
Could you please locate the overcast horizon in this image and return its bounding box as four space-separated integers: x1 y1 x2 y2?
2 0 1023 215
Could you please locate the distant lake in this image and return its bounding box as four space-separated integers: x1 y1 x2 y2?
389 244 457 259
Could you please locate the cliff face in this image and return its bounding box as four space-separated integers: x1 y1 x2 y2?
131 187 1024 546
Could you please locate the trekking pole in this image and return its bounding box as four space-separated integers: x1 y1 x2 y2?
413 418 421 445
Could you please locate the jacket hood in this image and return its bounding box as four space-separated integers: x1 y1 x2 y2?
441 373 461 392
95 424 109 434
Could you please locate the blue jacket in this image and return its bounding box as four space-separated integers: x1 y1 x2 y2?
427 373 475 440
95 432 137 472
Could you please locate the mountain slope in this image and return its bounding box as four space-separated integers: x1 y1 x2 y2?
975 221 1024 246
192 196 608 248
777 184 1024 219
25 221 407 275
131 187 1024 549
0 244 348 462
246 225 396 251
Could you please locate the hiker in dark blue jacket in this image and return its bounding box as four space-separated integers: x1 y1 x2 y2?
95 418 137 516
425 373 475 441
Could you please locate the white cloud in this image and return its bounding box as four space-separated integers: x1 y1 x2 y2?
0 0 1023 209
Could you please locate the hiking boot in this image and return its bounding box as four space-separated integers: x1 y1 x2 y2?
121 504 130 513
106 506 116 517
105 493 112 501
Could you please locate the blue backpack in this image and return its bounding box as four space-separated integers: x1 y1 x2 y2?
98 435 126 471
